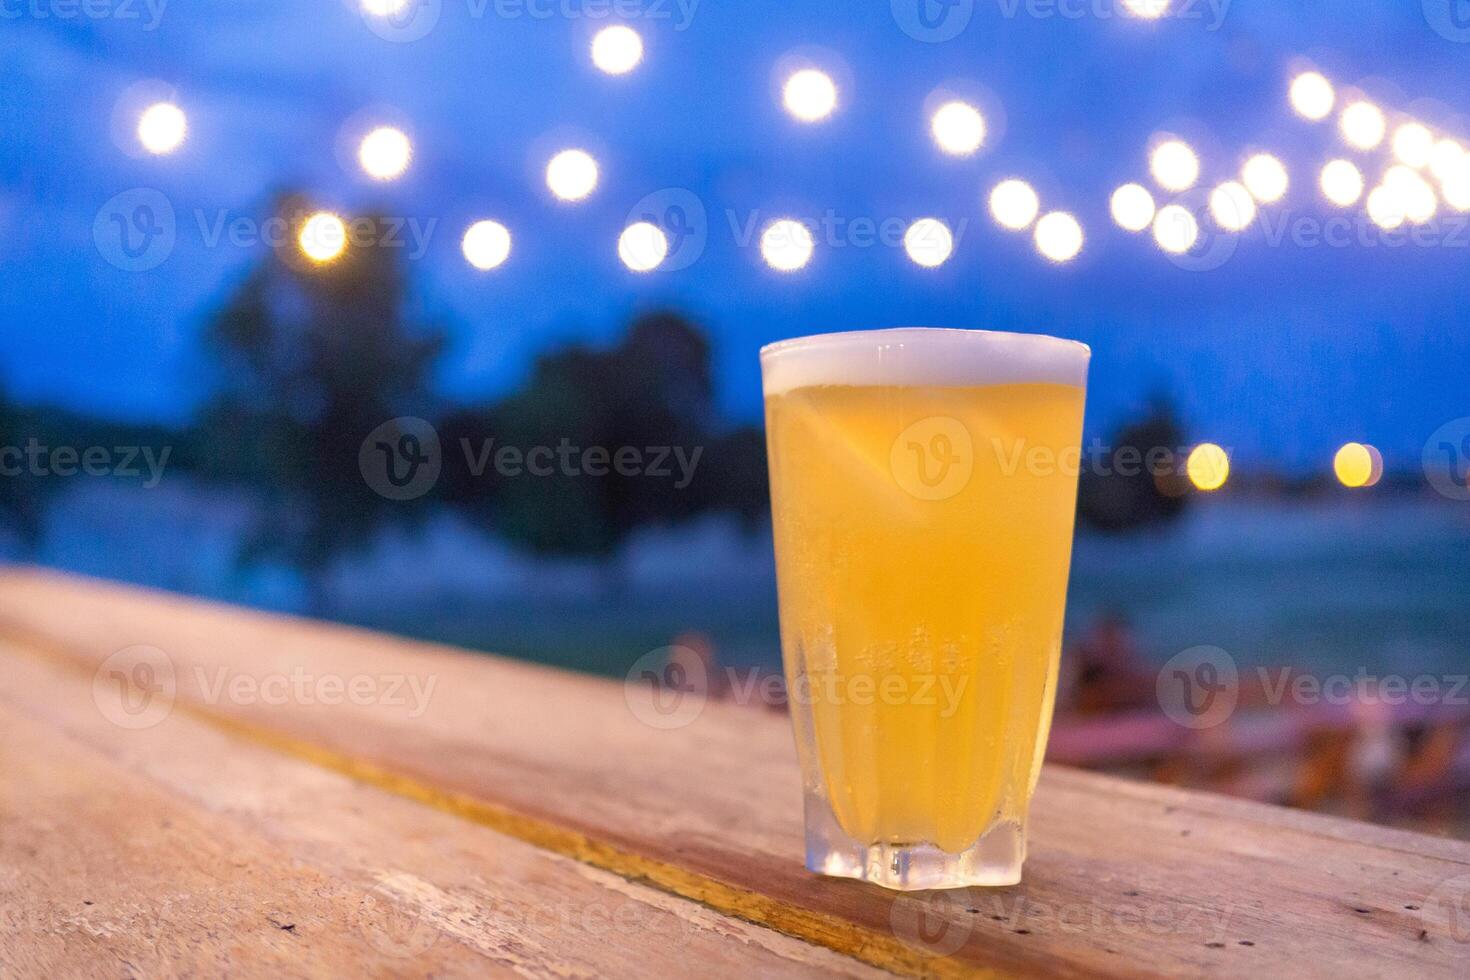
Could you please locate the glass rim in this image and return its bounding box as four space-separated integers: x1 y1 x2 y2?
759 326 1090 361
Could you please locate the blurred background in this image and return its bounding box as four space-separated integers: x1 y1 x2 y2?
3 2 1468 834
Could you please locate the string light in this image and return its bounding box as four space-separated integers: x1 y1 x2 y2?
760 218 814 271
545 149 599 201
618 221 669 272
137 102 186 155
1443 163 1470 212
298 212 348 264
1110 183 1156 232
1121 0 1170 18
1365 184 1405 230
1209 181 1256 231
903 217 954 267
1152 203 1198 254
1319 159 1364 207
1150 139 1200 192
1429 139 1465 182
1333 442 1381 488
358 126 412 181
1186 443 1230 491
988 179 1039 231
1340 101 1386 150
930 101 986 156
1289 71 1335 121
1241 153 1288 203
461 220 511 271
782 69 837 122
360 0 410 15
1384 165 1437 225
1034 211 1083 263
1392 122 1434 169
591 25 643 75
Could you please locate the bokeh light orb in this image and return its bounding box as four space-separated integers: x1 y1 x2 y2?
299 212 348 264
988 179 1039 231
903 217 954 267
137 102 187 155
1392 122 1434 169
930 101 986 156
1333 442 1381 489
361 0 411 15
618 221 669 272
545 148 599 201
1209 181 1256 231
1121 0 1170 18
1429 139 1465 182
358 126 412 181
461 220 511 271
1340 101 1386 150
1365 184 1405 230
1319 159 1364 207
1384 165 1437 225
1110 183 1156 232
591 25 643 75
1150 139 1200 192
1442 164 1470 213
760 218 814 271
1186 443 1230 492
1152 203 1199 254
1241 153 1288 203
1289 71 1335 121
782 68 837 122
1033 211 1083 263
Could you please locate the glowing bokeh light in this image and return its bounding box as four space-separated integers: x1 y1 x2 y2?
1319 159 1364 207
591 25 643 75
137 102 187 155
782 68 837 122
1033 211 1083 263
298 212 348 264
545 148 599 201
1241 153 1288 203
1333 442 1381 489
358 126 412 181
1365 184 1405 230
902 217 954 267
1110 183 1156 232
1289 71 1335 121
461 220 511 271
1209 181 1256 231
1392 122 1434 169
1429 139 1465 182
1383 165 1437 225
1186 443 1230 492
1443 163 1470 212
1121 0 1170 17
760 218 814 271
361 0 410 15
1150 139 1200 192
1340 101 1386 150
1152 203 1199 254
618 221 669 272
988 179 1040 231
930 101 986 156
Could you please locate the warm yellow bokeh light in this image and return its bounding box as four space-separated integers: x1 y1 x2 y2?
759 218 814 271
1152 203 1199 254
1442 164 1470 213
1365 185 1405 230
1209 181 1256 231
591 25 643 75
930 101 986 156
137 102 187 155
299 212 348 264
1333 442 1380 489
1289 72 1334 121
461 220 511 271
1121 0 1170 17
1110 183 1156 232
358 126 412 181
545 148 599 201
1340 101 1386 150
1319 159 1364 207
902 217 954 267
1429 139 1465 182
1241 153 1288 203
1150 139 1200 192
1033 211 1083 263
618 221 669 272
782 68 837 122
1385 165 1437 225
1393 122 1434 169
988 179 1040 231
1186 443 1230 492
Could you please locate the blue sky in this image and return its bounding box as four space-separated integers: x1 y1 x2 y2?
1 0 1467 470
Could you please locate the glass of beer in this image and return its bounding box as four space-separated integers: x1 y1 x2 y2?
760 327 1090 890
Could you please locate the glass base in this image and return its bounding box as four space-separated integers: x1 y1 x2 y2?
804 795 1025 891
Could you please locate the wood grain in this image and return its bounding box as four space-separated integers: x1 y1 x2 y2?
1 568 1467 978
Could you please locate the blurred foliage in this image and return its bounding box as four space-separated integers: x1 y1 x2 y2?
1077 397 1190 532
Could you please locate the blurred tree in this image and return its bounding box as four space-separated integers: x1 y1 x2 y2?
195 193 445 610
1077 396 1191 533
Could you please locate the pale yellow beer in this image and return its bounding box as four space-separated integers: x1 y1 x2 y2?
761 328 1089 889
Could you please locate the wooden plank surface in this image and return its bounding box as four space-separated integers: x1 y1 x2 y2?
2 568 1469 978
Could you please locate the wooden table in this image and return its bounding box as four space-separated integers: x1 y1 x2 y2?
1 569 1467 978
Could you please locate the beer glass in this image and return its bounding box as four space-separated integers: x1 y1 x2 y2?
760 327 1090 890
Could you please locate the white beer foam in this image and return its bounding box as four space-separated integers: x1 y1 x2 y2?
760 327 1090 396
